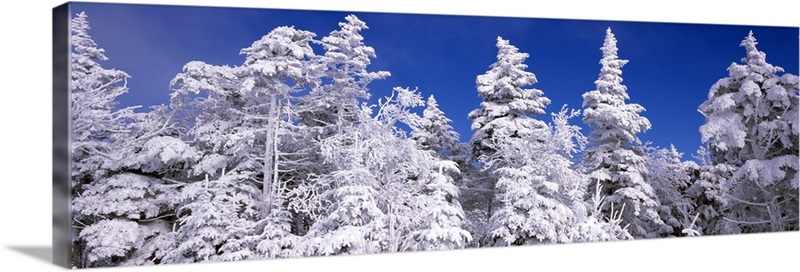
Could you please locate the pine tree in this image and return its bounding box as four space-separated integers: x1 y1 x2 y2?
467 37 599 245
411 94 476 244
484 108 575 245
404 161 472 251
646 145 696 236
467 37 551 244
381 88 473 252
299 14 390 130
698 31 799 233
412 95 461 159
301 88 417 255
685 147 731 235
582 28 667 238
70 11 137 188
69 12 153 267
300 123 391 255
469 37 551 161
300 87 471 254
292 15 390 236
73 122 203 266
161 170 296 263
167 25 319 260
548 107 633 242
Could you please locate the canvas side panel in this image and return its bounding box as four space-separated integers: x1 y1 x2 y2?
52 2 71 269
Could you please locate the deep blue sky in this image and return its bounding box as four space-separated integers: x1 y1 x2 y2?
70 2 799 160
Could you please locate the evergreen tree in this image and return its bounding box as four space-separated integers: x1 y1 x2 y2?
646 145 696 236
467 37 551 243
300 87 471 254
413 94 475 244
685 147 731 235
299 14 390 130
161 170 296 263
73 113 207 267
698 31 799 233
484 107 584 245
412 95 461 159
582 28 667 238
291 15 390 235
70 11 136 189
574 181 634 242
167 25 319 260
300 118 391 255
69 12 158 267
404 161 472 251
549 107 633 242
469 37 551 161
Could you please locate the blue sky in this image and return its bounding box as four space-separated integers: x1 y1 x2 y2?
71 2 799 160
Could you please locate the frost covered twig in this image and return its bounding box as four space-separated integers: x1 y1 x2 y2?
681 213 701 237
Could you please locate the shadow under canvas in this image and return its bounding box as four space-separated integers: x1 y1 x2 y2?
8 246 53 265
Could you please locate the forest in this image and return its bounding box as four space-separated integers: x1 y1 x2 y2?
68 11 799 268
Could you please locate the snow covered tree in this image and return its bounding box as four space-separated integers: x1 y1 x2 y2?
646 145 696 236
574 181 634 242
467 37 551 243
95 106 195 267
171 25 316 208
582 28 667 238
469 37 551 162
69 12 162 268
299 14 390 130
161 170 298 263
300 124 391 255
69 16 199 265
403 161 472 251
238 25 317 218
698 31 799 233
465 37 617 245
77 219 144 266
685 147 732 235
410 94 475 244
72 130 201 266
69 11 136 189
290 15 390 235
376 89 471 252
301 87 471 255
166 25 320 260
482 106 629 245
301 88 411 255
548 107 633 242
412 95 462 159
482 110 567 245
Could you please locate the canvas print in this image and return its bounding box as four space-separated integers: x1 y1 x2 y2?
53 1 799 268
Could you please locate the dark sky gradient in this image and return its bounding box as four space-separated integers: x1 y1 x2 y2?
71 2 799 160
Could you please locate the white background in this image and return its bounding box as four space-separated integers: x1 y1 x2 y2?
1 0 798 271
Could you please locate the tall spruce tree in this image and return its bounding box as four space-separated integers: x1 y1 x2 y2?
468 37 551 242
469 37 551 162
291 15 390 235
299 14 390 130
69 12 153 267
698 31 799 233
582 28 668 238
70 11 136 188
168 25 319 260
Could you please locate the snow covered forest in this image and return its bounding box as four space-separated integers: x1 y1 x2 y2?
68 11 799 268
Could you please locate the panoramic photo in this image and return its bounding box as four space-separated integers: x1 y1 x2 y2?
62 2 798 268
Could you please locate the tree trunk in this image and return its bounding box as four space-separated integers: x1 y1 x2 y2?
263 94 280 216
